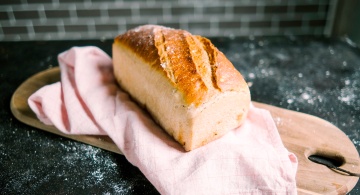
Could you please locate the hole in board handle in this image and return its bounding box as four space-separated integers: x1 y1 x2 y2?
308 154 345 168
308 154 360 177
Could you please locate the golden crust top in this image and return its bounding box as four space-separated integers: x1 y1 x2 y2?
114 25 248 106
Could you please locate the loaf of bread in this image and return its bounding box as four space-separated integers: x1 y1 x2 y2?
113 25 250 151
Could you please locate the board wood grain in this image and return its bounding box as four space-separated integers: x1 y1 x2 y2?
10 67 360 194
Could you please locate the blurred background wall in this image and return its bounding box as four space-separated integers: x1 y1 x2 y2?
331 0 360 45
0 0 356 43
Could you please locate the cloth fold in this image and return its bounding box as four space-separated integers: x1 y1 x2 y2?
28 46 298 194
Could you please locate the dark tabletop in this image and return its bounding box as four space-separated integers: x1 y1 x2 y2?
1 36 360 194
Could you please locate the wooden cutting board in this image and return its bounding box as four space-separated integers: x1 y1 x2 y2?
10 67 360 195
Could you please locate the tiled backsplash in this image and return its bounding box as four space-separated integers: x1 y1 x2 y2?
0 0 336 41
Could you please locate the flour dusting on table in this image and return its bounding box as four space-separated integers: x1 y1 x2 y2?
223 36 360 150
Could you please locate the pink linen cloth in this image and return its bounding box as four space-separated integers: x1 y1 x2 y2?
28 46 298 194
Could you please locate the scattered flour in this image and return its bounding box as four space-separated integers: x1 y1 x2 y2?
225 36 360 151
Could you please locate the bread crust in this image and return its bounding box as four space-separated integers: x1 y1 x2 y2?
114 25 248 106
113 25 250 151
